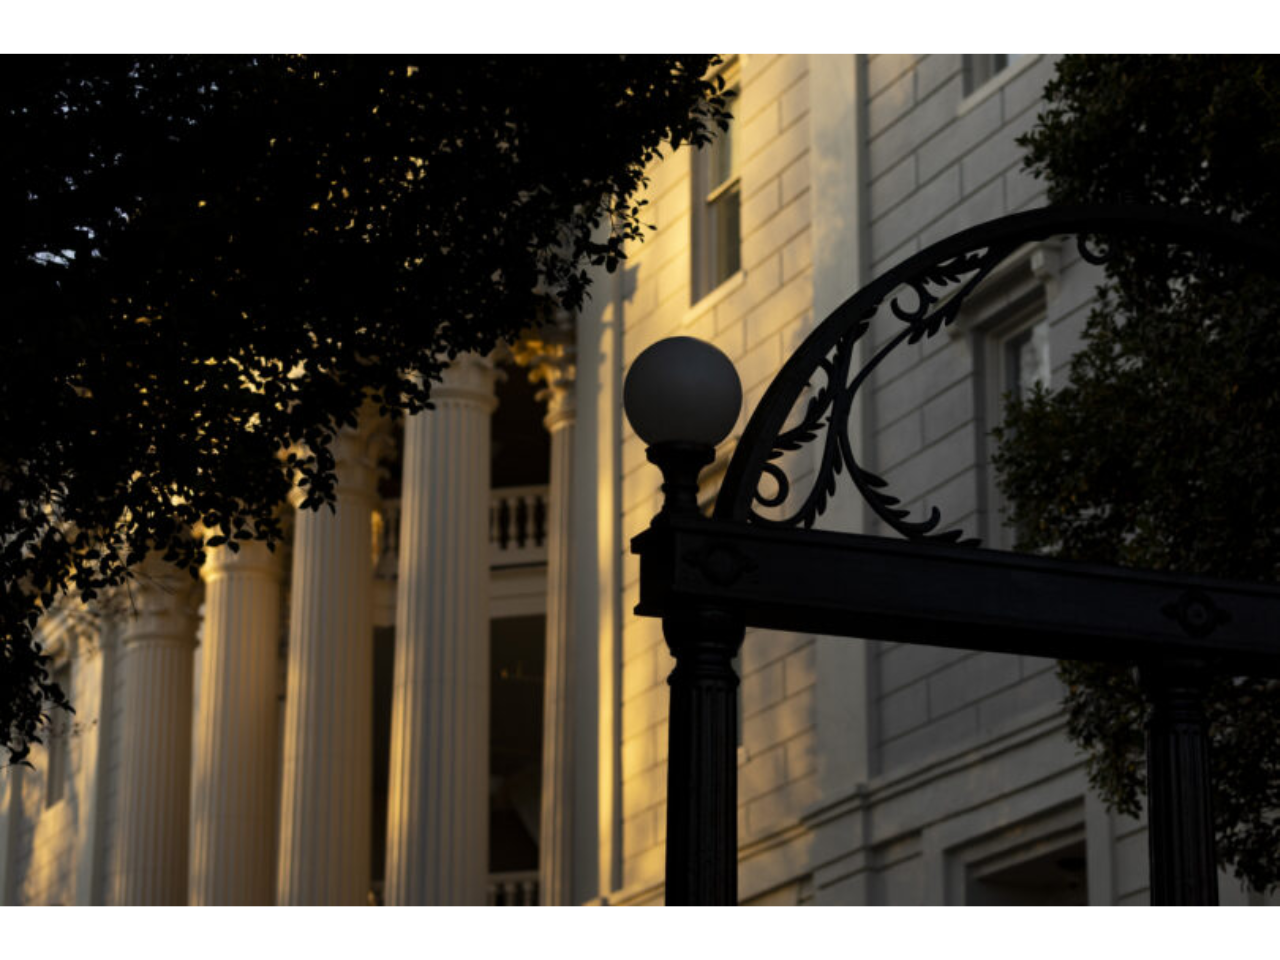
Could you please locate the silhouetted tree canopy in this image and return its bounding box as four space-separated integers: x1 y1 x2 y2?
1 55 730 764
994 54 1280 892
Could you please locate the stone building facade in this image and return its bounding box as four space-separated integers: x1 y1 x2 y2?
1 54 1274 906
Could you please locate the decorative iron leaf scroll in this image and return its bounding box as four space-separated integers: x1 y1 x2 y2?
712 206 1280 546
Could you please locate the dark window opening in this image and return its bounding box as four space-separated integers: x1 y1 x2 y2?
490 614 545 874
966 837 1088 906
492 360 551 490
370 625 397 901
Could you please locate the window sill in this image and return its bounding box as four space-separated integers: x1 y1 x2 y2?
957 54 1041 117
685 269 746 328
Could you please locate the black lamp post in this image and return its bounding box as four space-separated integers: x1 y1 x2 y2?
625 207 1280 907
624 336 745 906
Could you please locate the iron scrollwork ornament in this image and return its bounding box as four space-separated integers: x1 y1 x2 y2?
713 206 1280 547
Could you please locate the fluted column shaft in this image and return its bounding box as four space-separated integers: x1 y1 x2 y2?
539 373 576 904
189 539 283 905
277 415 383 905
384 355 496 905
110 557 199 905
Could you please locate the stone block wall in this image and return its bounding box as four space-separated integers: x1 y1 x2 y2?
615 54 819 899
859 55 1101 779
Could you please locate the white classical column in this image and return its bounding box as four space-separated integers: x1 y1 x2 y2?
534 342 578 905
384 354 496 905
189 537 283 904
276 413 384 905
109 556 200 905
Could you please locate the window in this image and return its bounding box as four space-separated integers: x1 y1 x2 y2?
692 63 740 302
962 54 1013 96
1004 316 1051 402
488 614 545 877
945 802 1088 905
45 662 72 807
966 836 1088 906
956 241 1060 550
981 309 1051 550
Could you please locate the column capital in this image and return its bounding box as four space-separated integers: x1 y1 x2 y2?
199 536 285 584
430 353 500 411
121 555 200 647
512 319 576 433
34 599 94 662
286 402 392 508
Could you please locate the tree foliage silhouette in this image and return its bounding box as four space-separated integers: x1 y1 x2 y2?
1 55 730 765
994 54 1280 892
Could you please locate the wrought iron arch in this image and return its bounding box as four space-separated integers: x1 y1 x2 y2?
713 205 1280 545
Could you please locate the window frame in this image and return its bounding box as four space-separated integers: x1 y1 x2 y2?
961 54 1011 97
959 816 1088 905
949 241 1060 550
980 304 1051 550
691 59 742 304
958 55 1039 116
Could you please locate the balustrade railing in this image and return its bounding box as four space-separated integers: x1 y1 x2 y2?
486 870 539 906
368 874 539 905
374 485 548 574
489 485 548 567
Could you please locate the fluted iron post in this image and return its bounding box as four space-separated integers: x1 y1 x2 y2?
663 604 744 906
1140 661 1219 906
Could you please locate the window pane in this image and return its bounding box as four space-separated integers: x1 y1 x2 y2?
706 85 738 193
691 78 740 303
1006 319 1050 400
710 182 740 286
709 122 734 192
963 54 1013 95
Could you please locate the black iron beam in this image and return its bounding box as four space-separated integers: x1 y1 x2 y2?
661 605 744 906
635 517 1280 675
